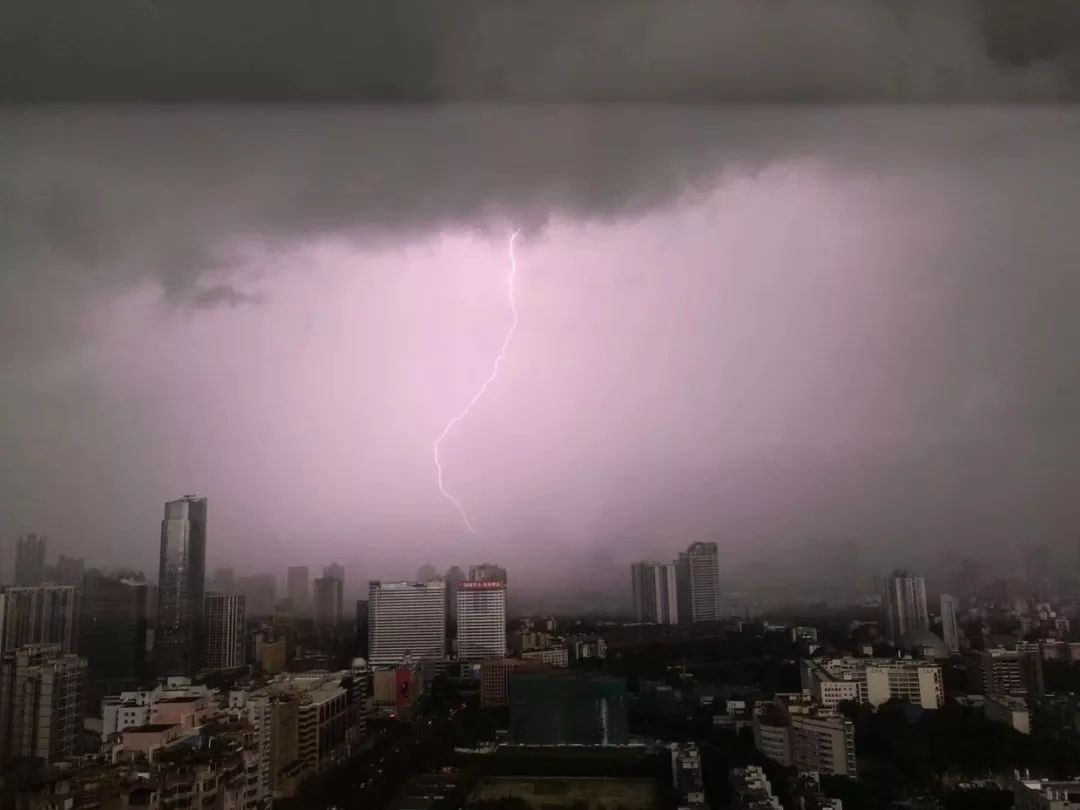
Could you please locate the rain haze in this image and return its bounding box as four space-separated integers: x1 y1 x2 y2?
4 0 1080 610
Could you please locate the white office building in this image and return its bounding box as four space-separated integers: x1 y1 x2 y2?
368 581 446 665
456 581 507 660
802 657 944 709
630 561 679 624
678 542 721 623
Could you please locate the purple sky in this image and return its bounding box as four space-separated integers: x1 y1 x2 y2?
3 106 1080 602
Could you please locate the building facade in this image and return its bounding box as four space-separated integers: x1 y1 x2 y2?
802 657 944 709
940 593 960 653
313 576 344 627
79 572 148 697
156 495 208 677
14 534 47 586
0 643 86 763
205 592 247 671
678 542 721 623
456 580 507 659
287 566 309 614
468 563 507 584
883 570 929 642
368 581 446 665
0 584 78 654
630 561 679 624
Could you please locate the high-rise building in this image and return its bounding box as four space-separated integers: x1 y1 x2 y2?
0 585 78 654
444 566 465 621
416 563 438 582
54 554 85 587
287 566 310 614
205 592 247 671
940 593 960 653
368 581 446 665
630 561 679 624
469 563 507 584
80 572 147 696
0 643 87 763
238 574 276 617
456 580 507 659
210 567 236 593
313 577 343 626
677 542 721 623
323 562 345 584
15 534 47 586
883 570 929 642
156 495 208 677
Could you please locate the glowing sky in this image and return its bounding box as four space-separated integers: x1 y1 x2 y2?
3 106 1080 600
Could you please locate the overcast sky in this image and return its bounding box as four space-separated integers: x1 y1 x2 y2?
4 3 1080 603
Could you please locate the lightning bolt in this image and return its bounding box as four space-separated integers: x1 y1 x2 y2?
433 229 521 534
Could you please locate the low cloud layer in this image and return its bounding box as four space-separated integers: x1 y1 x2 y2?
4 0 1080 102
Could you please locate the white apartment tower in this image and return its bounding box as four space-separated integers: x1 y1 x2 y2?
678 542 722 623
456 581 507 659
205 592 247 671
368 581 446 665
883 570 929 642
940 593 960 653
630 561 679 624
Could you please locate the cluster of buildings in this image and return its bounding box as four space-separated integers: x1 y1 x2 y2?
630 541 723 625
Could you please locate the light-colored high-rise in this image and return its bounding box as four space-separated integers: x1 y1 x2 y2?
368 581 446 665
156 495 208 676
0 585 78 654
677 542 721 622
940 593 960 653
456 580 507 659
205 592 247 671
0 643 86 763
630 561 678 624
883 570 929 642
313 577 343 626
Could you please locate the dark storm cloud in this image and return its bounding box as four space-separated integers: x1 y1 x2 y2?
3 0 1080 102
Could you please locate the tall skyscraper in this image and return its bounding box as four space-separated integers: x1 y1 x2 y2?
0 643 86 763
678 542 721 623
79 571 147 696
0 585 78 654
238 574 276 617
882 570 929 642
156 495 208 676
444 566 465 621
205 592 246 671
416 563 438 582
287 566 310 613
457 580 507 659
14 534 47 586
210 567 236 593
469 563 507 584
323 562 345 583
313 577 344 626
54 555 85 587
630 561 679 624
368 581 446 665
940 593 960 653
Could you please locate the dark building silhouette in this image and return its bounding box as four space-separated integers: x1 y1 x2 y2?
509 672 628 745
80 571 147 706
156 496 207 677
15 534 47 586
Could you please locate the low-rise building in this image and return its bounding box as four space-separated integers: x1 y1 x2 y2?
521 646 569 668
1014 776 1080 809
801 657 944 709
985 694 1031 735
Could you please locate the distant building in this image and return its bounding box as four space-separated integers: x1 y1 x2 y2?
630 561 679 624
730 765 782 810
508 672 628 745
480 658 548 707
313 577 344 626
670 743 706 808
0 584 78 654
802 657 944 709
210 567 236 593
456 580 507 659
287 566 309 614
237 573 277 618
882 570 929 642
54 554 84 587
0 643 86 763
14 534 47 586
323 562 345 585
368 581 446 665
940 593 961 653
971 648 1041 696
469 563 507 584
444 566 465 621
205 592 247 671
80 571 148 697
677 542 721 623
156 495 208 677
1013 776 1080 810
416 563 438 582
521 647 569 668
